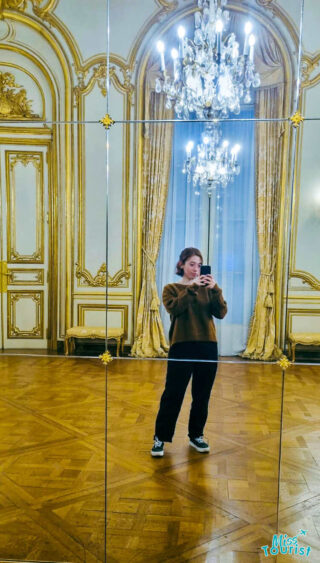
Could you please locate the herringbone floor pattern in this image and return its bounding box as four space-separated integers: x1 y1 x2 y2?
0 356 319 562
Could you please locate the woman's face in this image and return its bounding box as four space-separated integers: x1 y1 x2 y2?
181 254 202 280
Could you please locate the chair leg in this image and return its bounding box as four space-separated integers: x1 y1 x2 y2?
116 338 120 357
65 337 69 355
287 341 291 360
292 343 296 362
121 337 124 356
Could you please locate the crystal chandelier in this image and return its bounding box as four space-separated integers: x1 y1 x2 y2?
156 0 260 119
183 124 240 194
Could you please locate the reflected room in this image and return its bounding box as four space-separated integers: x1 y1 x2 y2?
0 0 319 562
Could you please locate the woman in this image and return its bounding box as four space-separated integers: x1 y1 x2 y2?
151 247 227 457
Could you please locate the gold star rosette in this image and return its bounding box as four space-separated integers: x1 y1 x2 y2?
99 350 113 365
276 355 292 370
99 113 115 130
290 111 305 128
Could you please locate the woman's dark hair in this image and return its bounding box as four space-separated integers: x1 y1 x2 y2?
175 247 203 277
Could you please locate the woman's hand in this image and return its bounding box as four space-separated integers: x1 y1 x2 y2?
193 275 216 288
202 274 216 289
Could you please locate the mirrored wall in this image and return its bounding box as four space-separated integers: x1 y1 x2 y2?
106 0 320 561
0 0 319 561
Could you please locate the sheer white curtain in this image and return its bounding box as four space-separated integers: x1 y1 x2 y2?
156 111 259 356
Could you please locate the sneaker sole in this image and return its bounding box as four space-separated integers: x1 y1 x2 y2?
151 450 164 457
189 441 210 453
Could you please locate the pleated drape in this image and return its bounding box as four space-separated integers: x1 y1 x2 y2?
131 66 173 357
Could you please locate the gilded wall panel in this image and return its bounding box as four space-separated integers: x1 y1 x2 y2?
75 58 132 290
7 290 44 338
287 308 320 335
6 151 44 263
289 86 320 296
8 268 44 285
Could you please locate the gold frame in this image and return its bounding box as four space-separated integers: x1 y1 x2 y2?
289 86 320 294
286 308 320 336
8 268 44 285
7 289 44 339
6 150 44 264
75 54 132 290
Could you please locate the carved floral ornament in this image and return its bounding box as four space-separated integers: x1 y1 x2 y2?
75 262 131 288
0 71 37 118
74 64 107 102
0 0 42 15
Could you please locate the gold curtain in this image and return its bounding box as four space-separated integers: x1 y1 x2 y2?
242 24 287 360
131 66 173 357
242 86 284 360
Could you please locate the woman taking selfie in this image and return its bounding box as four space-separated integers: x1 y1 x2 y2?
151 247 227 457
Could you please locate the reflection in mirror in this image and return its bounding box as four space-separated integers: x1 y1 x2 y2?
278 366 320 560
0 0 109 555
286 120 320 363
105 108 284 552
105 0 320 561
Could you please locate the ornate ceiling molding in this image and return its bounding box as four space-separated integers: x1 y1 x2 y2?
0 71 38 118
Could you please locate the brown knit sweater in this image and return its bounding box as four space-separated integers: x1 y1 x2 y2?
162 283 227 346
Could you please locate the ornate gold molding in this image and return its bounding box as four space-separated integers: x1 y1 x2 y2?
74 63 107 104
8 268 44 285
301 53 320 89
156 0 178 12
110 64 134 100
256 0 274 6
0 71 38 118
255 0 277 16
32 0 57 18
7 151 44 263
75 263 131 288
0 0 42 17
290 271 320 291
8 290 43 338
9 152 40 170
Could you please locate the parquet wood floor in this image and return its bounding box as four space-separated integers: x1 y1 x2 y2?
0 355 106 563
0 356 319 562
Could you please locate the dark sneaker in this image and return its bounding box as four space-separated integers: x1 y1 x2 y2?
189 436 210 453
151 437 164 457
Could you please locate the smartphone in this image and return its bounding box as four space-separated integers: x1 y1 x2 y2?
200 265 211 276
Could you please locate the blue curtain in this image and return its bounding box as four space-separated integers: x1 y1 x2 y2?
156 108 259 355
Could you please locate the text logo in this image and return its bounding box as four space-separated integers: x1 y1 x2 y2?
261 530 311 557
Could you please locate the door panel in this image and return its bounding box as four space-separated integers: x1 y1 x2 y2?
0 141 50 349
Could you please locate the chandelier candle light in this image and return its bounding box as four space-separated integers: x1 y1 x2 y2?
155 0 260 119
183 124 241 195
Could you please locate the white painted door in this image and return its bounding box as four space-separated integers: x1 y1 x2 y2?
0 141 49 349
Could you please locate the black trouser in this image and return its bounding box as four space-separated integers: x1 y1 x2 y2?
154 341 218 442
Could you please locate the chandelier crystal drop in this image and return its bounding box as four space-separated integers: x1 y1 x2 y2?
182 124 241 194
155 0 260 119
